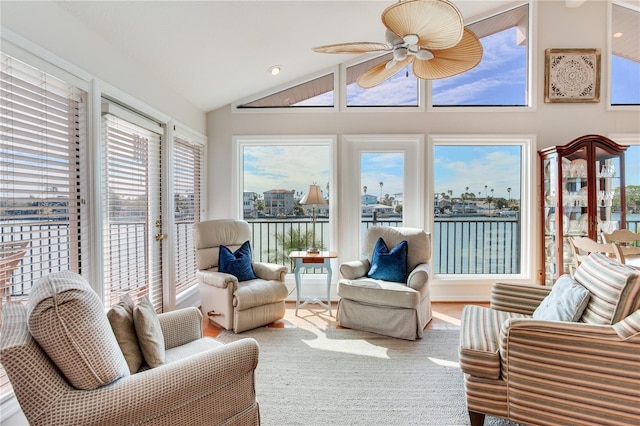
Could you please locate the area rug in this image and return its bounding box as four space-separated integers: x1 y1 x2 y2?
217 327 516 426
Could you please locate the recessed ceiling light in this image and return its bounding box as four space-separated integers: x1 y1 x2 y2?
267 65 281 76
613 32 624 38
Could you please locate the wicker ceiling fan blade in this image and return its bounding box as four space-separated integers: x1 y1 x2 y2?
382 0 464 50
357 57 414 89
412 28 483 80
313 42 390 54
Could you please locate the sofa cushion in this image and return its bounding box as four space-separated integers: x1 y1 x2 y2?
574 253 640 325
532 275 590 322
107 293 144 374
219 240 257 282
459 305 528 380
134 296 166 368
337 279 420 309
367 238 408 283
27 271 129 390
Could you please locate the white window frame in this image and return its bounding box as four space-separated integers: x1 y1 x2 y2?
232 135 337 236
427 134 536 301
168 122 207 310
340 134 425 264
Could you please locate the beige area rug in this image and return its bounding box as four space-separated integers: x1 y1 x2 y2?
217 327 517 426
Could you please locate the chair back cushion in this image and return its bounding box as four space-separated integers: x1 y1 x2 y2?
574 253 640 324
27 271 130 390
194 219 252 270
363 227 431 272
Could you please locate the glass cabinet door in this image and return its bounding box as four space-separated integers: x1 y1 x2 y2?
594 146 623 237
542 155 557 285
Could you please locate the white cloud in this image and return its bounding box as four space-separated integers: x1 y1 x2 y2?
244 145 330 196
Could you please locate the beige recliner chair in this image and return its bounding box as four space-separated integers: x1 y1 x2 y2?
337 226 432 340
194 219 288 333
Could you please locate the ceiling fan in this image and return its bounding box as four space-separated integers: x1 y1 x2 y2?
313 0 483 88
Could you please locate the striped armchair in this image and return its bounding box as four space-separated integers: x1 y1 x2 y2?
459 253 640 426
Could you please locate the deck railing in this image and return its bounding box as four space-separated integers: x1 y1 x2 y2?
3 218 640 297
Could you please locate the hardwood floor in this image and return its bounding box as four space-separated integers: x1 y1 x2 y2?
202 301 488 337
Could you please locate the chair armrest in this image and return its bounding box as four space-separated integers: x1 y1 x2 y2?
407 263 430 291
42 338 260 425
196 269 237 290
339 259 370 280
501 318 640 423
253 262 287 281
158 307 203 350
490 282 551 314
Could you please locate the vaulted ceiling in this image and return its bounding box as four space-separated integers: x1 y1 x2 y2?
12 1 636 112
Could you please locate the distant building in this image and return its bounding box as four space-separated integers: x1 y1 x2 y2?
391 192 403 209
361 204 394 216
361 194 377 205
243 191 259 217
264 189 295 216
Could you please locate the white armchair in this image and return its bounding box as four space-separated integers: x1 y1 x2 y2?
0 272 260 425
337 226 432 340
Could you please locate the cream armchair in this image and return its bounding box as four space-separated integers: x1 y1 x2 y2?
194 219 288 333
337 226 432 340
459 253 640 426
0 274 260 425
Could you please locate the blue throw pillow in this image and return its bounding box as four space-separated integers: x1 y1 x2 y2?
367 237 408 283
218 240 257 282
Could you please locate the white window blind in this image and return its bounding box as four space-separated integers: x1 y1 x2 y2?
0 52 87 400
173 132 203 295
101 110 163 310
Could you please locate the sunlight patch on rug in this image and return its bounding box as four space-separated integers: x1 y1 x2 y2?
301 327 390 358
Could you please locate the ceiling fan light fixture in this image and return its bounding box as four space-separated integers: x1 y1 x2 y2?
403 34 419 45
385 29 404 46
416 49 434 60
393 47 408 61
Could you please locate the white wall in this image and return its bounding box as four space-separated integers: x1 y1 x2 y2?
1 1 206 133
205 0 640 298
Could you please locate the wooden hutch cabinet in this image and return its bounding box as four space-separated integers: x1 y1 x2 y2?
539 135 627 285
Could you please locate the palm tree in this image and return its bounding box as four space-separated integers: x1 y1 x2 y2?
269 228 319 268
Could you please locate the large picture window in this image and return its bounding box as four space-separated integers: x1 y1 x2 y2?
236 136 334 272
431 136 534 278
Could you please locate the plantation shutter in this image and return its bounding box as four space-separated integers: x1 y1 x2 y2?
0 52 87 399
101 106 163 310
173 132 203 295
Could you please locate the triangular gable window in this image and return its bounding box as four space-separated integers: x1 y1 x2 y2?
237 74 334 108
